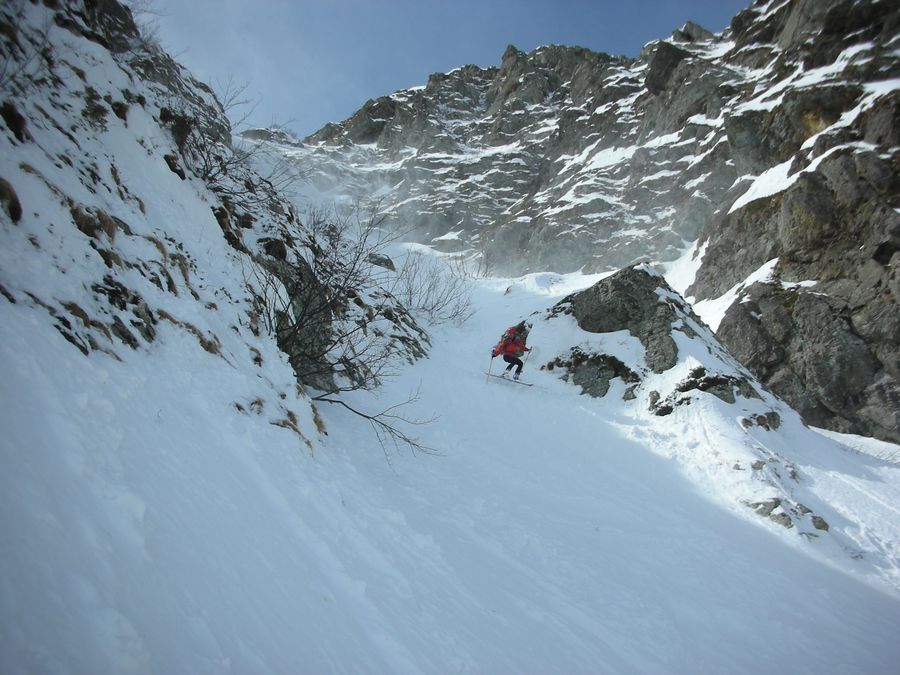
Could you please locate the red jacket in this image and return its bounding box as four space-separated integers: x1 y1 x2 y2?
493 328 530 358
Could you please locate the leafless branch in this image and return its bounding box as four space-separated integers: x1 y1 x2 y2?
213 76 259 132
389 251 474 325
241 203 438 456
0 0 54 98
312 387 438 457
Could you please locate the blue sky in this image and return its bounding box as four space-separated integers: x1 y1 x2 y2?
154 0 753 137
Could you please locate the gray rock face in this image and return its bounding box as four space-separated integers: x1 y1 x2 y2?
692 116 900 443
644 42 692 96
543 348 640 398
265 38 739 276
717 281 899 443
553 265 704 374
272 0 898 275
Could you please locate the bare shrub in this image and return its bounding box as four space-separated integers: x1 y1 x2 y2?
391 250 474 325
243 203 438 455
0 0 54 98
250 203 408 392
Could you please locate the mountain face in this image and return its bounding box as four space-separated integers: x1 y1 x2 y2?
253 0 899 443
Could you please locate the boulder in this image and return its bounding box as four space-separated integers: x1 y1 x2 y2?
543 348 640 398
554 265 701 373
366 252 395 271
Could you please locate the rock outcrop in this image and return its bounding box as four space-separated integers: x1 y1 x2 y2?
0 0 428 400
554 265 698 373
717 280 899 442
537 264 835 537
544 265 760 405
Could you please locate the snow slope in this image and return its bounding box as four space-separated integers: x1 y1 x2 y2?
3 260 900 673
2 1 899 672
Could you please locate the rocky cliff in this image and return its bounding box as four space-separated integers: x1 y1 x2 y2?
0 0 427 410
250 0 898 442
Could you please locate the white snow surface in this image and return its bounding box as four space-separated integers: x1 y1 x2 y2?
3 262 900 673
693 258 780 331
3 4 900 673
729 161 794 213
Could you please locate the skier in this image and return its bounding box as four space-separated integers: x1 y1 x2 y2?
491 320 532 380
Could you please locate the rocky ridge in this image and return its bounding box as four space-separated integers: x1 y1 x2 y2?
250 0 899 442
0 0 428 415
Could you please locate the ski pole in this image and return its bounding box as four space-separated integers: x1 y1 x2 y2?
486 351 494 383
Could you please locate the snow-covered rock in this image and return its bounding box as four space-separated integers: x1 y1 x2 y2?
536 265 899 588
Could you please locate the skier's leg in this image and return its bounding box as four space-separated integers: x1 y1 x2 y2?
512 357 524 379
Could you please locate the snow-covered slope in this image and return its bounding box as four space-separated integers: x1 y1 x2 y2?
2 1 900 672
5 255 900 672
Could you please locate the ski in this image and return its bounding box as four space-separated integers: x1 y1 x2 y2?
486 373 533 387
